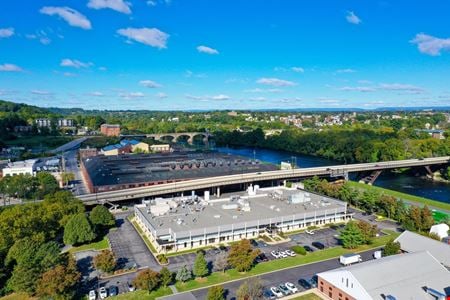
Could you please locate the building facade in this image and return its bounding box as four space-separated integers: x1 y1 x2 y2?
100 124 121 136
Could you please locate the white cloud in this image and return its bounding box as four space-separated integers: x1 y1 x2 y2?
40 6 92 30
291 67 304 73
0 28 14 38
119 92 145 99
87 0 132 14
410 33 450 56
139 80 162 88
156 92 167 99
98 66 107 71
211 94 230 100
0 63 23 72
379 83 424 93
244 88 283 93
89 91 104 97
256 77 297 87
339 86 376 92
117 27 169 49
60 59 93 68
184 70 207 78
318 98 341 104
336 68 356 74
197 45 219 55
31 90 52 95
346 11 361 25
26 31 52 45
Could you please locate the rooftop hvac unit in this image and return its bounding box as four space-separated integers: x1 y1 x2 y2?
232 215 238 219
214 215 221 218
425 287 447 300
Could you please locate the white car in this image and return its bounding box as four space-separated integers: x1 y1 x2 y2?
278 251 288 258
99 287 107 299
271 251 280 258
88 290 96 300
270 286 284 298
305 229 315 235
285 249 296 257
285 282 298 293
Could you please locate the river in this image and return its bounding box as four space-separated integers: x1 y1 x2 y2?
214 146 450 204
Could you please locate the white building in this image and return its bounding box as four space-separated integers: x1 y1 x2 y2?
429 223 449 240
35 118 51 127
57 118 74 127
2 159 37 177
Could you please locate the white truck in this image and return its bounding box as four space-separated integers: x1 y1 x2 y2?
340 253 362 266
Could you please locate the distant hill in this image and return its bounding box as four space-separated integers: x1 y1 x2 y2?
0 99 55 118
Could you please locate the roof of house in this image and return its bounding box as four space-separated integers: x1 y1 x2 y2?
318 251 450 300
394 230 450 266
102 144 122 151
120 139 141 146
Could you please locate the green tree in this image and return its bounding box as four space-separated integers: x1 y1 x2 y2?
36 256 80 300
133 268 160 292
60 172 75 187
207 285 225 300
36 172 59 198
175 266 192 283
227 239 260 272
193 251 209 278
236 277 263 300
159 267 172 287
356 220 377 244
340 221 364 249
383 239 401 256
420 205 435 231
93 250 116 273
89 205 115 229
63 213 96 245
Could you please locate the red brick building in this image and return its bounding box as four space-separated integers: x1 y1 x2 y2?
100 124 121 136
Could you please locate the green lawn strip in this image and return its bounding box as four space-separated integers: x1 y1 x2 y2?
68 236 109 253
109 287 172 300
166 246 213 257
130 219 158 254
291 293 323 300
5 136 74 148
174 231 398 292
347 181 450 212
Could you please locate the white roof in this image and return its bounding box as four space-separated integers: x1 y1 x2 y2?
394 230 450 266
318 251 450 300
430 223 450 239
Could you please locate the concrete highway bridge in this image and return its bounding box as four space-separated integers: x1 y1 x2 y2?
77 156 450 205
120 132 212 144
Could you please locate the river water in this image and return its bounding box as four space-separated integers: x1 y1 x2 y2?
214 146 450 204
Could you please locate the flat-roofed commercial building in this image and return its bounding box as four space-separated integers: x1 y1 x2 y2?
317 251 450 300
134 186 351 253
81 151 277 193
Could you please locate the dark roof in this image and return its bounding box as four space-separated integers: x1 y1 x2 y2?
83 151 277 187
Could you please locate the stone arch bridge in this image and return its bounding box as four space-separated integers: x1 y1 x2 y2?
121 132 213 144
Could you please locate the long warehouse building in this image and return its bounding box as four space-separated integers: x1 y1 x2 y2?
134 185 352 253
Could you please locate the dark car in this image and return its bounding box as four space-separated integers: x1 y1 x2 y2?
309 275 318 288
303 245 314 252
298 278 312 289
312 242 325 250
263 289 276 299
250 239 259 247
256 253 269 263
109 286 118 297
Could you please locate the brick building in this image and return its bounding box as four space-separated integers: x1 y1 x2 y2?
100 124 121 136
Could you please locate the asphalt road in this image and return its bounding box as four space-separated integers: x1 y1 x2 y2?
179 248 380 300
63 149 88 195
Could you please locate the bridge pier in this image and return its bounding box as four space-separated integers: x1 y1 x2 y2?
424 165 434 178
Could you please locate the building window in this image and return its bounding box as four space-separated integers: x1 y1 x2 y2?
320 287 323 292
329 292 332 297
329 287 332 291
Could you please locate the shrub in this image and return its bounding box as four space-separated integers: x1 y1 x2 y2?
157 254 168 264
291 245 307 255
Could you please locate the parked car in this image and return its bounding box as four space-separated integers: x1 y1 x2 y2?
305 229 315 235
88 290 96 300
127 282 135 292
271 251 281 259
339 253 362 266
250 239 259 247
298 278 312 289
109 286 118 297
270 286 283 298
263 289 276 299
278 284 291 295
309 275 318 288
373 250 382 259
278 251 288 258
99 287 107 299
285 282 298 293
312 242 325 250
285 249 296 257
256 253 269 263
303 245 314 252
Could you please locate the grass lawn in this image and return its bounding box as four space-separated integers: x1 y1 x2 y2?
347 181 450 212
0 293 36 300
174 230 399 292
292 293 323 300
109 287 172 300
68 236 109 253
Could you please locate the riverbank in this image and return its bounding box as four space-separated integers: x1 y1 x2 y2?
347 181 450 213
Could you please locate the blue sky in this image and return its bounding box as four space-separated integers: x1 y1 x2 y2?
1 0 450 110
